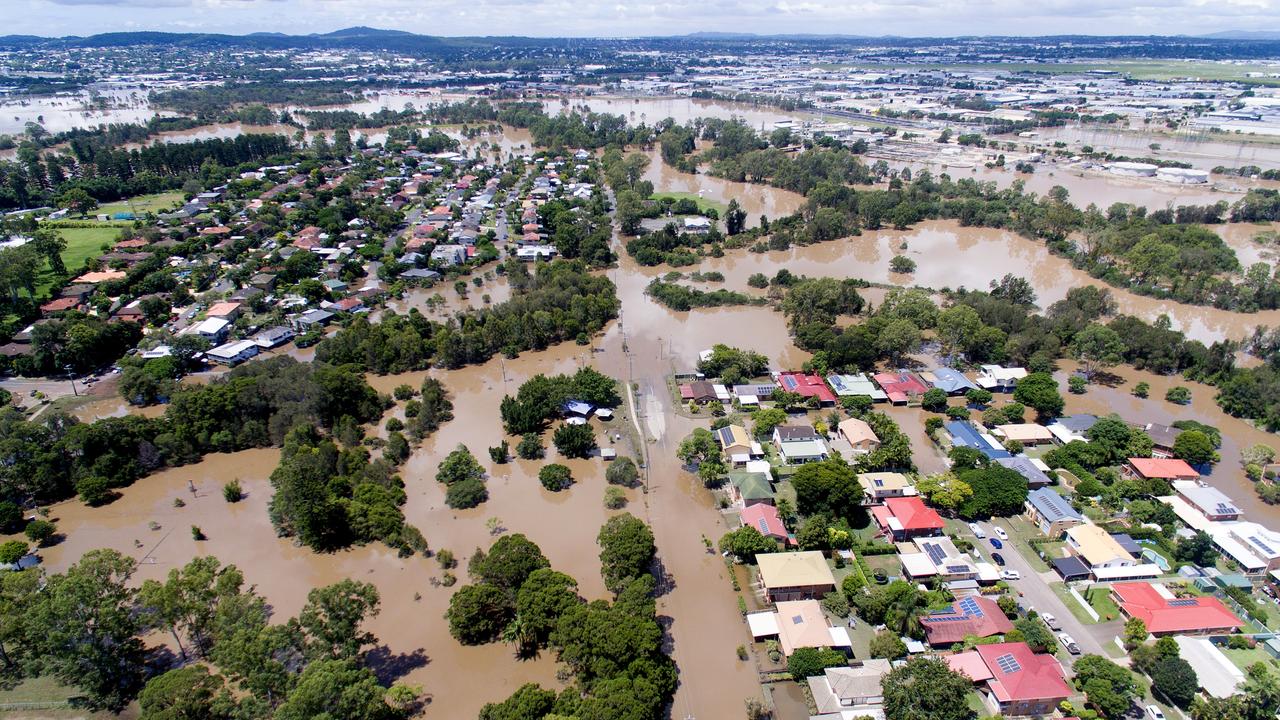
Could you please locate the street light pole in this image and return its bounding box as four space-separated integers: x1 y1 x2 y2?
64 364 77 397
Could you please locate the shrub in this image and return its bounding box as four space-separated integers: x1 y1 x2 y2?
0 540 28 564
552 423 597 458
516 433 544 459
538 463 573 491
890 255 916 273
446 477 488 509
606 456 640 487
23 519 55 545
222 480 244 502
393 384 415 400
1165 386 1192 405
488 442 510 464
191 525 206 541
386 417 404 432
604 486 627 509
1068 376 1087 394
1133 381 1150 398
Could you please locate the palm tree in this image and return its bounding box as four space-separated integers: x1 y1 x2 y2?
502 614 538 659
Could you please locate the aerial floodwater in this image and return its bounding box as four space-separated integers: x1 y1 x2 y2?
9 23 1280 720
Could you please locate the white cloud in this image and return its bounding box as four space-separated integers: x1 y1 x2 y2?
17 0 1280 37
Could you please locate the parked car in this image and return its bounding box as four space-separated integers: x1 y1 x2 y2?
994 527 1009 541
992 553 1006 566
1058 632 1081 654
990 538 1004 549
1041 613 1061 630
1146 706 1166 720
968 522 986 539
1001 570 1021 581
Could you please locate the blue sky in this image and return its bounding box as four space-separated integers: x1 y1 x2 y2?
11 0 1280 38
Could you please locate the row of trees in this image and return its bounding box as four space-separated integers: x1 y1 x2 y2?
450 516 673 720
0 356 383 508
316 259 619 374
0 551 416 717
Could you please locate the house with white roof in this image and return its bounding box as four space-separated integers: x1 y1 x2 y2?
975 365 1028 391
1173 480 1242 522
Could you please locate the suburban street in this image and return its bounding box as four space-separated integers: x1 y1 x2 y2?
975 518 1124 668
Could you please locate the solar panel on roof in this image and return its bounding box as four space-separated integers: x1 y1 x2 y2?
945 565 970 574
1167 599 1199 607
757 519 769 533
1216 503 1238 514
1250 536 1277 555
791 614 804 624
924 543 947 565
995 653 1022 674
958 596 984 618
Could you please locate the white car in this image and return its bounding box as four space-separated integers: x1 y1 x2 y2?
1041 613 1061 630
994 526 1010 541
1146 706 1166 720
968 522 986 539
1001 570 1021 581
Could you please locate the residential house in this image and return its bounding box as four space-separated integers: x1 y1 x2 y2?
516 245 558 262
430 244 467 267
1145 423 1183 458
922 367 978 395
1173 480 1241 521
902 536 980 582
1066 524 1136 569
739 503 788 543
945 421 1012 461
1025 487 1084 537
807 660 893 720
746 600 852 657
294 309 334 329
1046 414 1098 445
679 381 717 404
193 317 231 343
733 383 777 407
773 425 829 465
728 471 775 507
1209 522 1280 574
206 301 242 321
776 371 837 405
41 296 81 315
683 216 712 234
949 642 1071 717
252 326 295 349
1111 582 1243 636
826 373 888 402
872 496 945 540
993 423 1054 446
837 418 880 454
858 472 916 502
994 456 1054 488
1126 457 1199 483
206 340 259 366
921 596 1013 647
716 424 761 464
756 551 836 602
1172 636 1246 699
872 371 929 405
975 365 1028 392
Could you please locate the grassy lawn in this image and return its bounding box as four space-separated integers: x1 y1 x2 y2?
97 191 184 217
1050 582 1100 625
650 191 728 216
1085 585 1122 623
0 676 116 716
998 516 1052 573
863 553 903 579
1221 645 1277 674
33 225 127 295
965 691 989 715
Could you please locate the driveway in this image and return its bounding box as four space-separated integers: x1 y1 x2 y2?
973 518 1123 668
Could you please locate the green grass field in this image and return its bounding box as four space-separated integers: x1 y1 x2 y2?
96 191 184 217
1085 586 1122 622
33 226 125 295
651 191 728 216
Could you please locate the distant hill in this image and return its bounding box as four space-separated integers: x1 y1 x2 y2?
1201 30 1280 40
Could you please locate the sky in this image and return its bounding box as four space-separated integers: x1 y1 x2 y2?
8 0 1280 38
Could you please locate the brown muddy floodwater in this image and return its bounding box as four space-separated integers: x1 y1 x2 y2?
1052 360 1280 526
545 95 814 131
641 148 806 227
1030 125 1280 172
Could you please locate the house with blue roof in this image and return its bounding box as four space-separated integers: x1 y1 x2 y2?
944 421 1011 460
1025 487 1083 537
922 368 978 395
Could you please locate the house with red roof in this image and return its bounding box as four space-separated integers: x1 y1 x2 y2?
872 496 945 540
1125 457 1199 482
40 296 81 315
776 371 837 405
921 596 1014 647
948 642 1070 716
1110 582 1243 636
872 371 929 405
739 504 789 546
